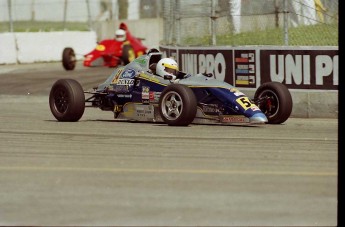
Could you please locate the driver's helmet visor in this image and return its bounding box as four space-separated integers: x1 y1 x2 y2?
163 63 178 75
116 34 125 39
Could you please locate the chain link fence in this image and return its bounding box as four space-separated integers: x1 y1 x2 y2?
0 0 98 32
0 0 163 33
162 0 338 46
1 0 338 46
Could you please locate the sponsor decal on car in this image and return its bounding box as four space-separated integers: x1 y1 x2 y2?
113 85 130 93
201 104 220 113
117 79 134 85
121 68 137 79
111 68 123 84
229 88 245 96
221 115 249 123
142 86 150 104
250 106 260 111
117 94 132 98
135 105 154 119
134 58 147 66
149 91 161 103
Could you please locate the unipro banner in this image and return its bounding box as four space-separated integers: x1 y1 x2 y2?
159 46 338 90
160 47 234 85
260 49 338 90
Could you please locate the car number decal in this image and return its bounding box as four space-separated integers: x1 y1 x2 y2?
236 97 255 110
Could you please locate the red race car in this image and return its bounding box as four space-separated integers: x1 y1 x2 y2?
62 22 148 70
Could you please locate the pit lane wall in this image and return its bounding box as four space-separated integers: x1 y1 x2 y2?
159 45 338 118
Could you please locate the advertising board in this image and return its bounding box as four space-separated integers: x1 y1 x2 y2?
160 46 338 91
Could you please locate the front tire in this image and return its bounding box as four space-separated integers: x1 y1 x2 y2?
254 82 292 124
159 84 197 126
62 47 76 70
49 79 85 122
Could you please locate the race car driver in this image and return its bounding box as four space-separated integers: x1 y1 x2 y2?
114 29 126 42
114 29 135 64
156 58 205 81
156 56 214 82
156 58 179 80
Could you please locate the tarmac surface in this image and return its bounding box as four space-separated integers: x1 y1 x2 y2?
0 62 338 226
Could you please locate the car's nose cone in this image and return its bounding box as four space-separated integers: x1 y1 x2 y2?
249 113 268 124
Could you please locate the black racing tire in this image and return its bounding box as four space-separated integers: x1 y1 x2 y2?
159 84 197 126
122 44 135 65
49 79 85 122
62 47 76 70
254 82 292 124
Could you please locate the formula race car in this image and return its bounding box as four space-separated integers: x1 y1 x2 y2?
62 22 147 70
50 49 293 126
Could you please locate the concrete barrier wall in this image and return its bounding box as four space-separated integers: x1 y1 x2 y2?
0 31 97 64
0 33 17 64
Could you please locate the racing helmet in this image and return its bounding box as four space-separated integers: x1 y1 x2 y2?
115 29 126 42
156 58 178 79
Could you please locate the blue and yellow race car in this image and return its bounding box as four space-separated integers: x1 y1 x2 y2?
49 49 293 126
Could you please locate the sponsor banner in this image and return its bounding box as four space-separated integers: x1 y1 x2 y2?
260 49 338 90
234 50 256 88
177 49 234 85
160 46 338 90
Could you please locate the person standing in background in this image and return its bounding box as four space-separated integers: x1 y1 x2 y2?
314 0 327 23
290 0 317 26
96 0 113 21
229 0 241 34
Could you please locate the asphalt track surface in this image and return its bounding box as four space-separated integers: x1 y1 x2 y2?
0 62 338 226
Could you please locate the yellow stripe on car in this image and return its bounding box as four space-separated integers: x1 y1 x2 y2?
162 63 178 70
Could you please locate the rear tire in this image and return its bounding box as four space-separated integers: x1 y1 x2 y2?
254 82 292 124
49 79 85 122
62 47 76 70
159 84 197 126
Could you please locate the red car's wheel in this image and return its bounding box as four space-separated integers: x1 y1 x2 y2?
62 47 76 70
